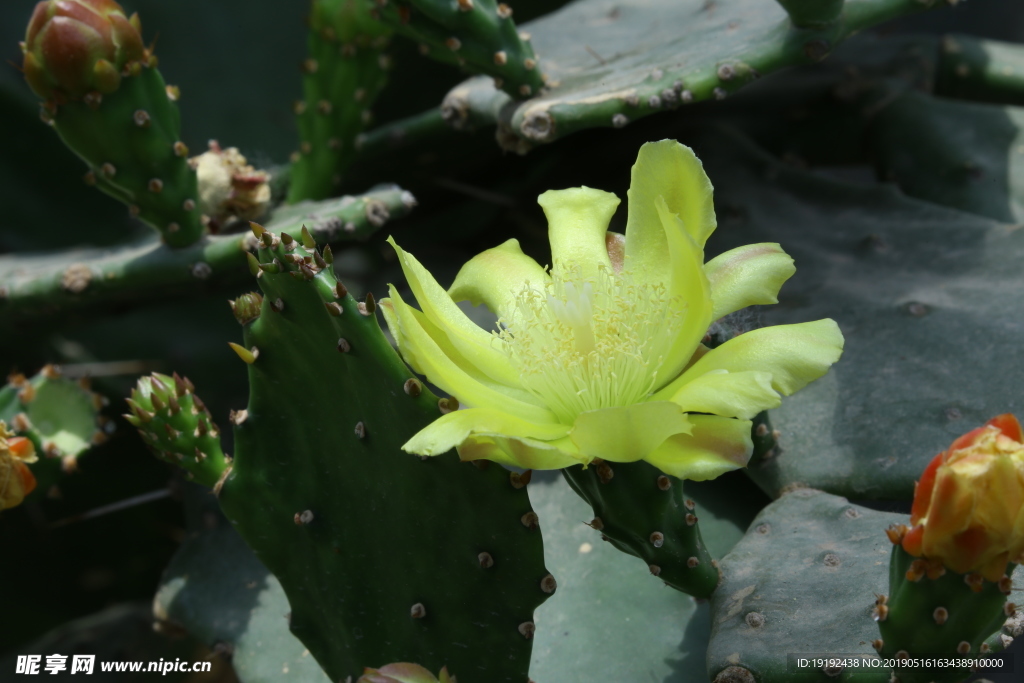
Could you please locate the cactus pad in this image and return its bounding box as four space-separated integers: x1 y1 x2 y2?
436 0 945 150
697 128 1024 500
214 224 553 682
0 365 108 472
706 489 1023 683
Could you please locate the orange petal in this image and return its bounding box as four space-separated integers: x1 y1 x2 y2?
910 451 943 525
8 436 36 461
949 426 988 453
902 524 925 557
987 413 1023 444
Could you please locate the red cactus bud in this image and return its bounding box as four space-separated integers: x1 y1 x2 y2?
902 414 1024 582
21 0 148 101
1 429 39 511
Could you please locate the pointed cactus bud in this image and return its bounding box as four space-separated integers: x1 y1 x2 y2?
902 413 1024 581
22 0 148 101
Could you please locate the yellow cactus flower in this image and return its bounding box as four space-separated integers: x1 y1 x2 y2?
358 663 455 683
902 414 1024 582
380 140 844 480
1 421 39 510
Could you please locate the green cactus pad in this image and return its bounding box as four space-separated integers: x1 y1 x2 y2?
936 35 1024 107
696 127 1024 500
706 489 1023 683
47 66 202 247
866 89 1024 223
878 545 1014 683
436 0 944 150
560 461 720 598
125 372 228 488
0 365 108 470
0 186 415 328
288 0 393 202
215 225 552 682
374 0 544 100
154 463 767 683
154 514 331 683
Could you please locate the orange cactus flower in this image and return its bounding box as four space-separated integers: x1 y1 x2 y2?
1 422 39 511
902 414 1024 582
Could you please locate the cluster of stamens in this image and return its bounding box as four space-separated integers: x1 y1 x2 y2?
498 264 685 422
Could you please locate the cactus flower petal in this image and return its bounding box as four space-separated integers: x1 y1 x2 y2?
448 239 550 318
382 140 843 479
645 415 754 481
705 243 797 321
357 663 454 683
382 289 557 423
1 424 39 511
458 434 582 470
902 414 1024 581
670 370 781 420
403 407 571 457
625 140 717 288
389 237 521 387
570 402 692 464
538 187 621 279
654 319 844 401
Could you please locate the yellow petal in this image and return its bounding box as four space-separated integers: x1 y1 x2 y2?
651 196 712 387
670 369 781 420
448 239 549 320
645 415 753 481
705 243 796 321
624 140 717 286
402 407 570 456
382 288 557 424
388 237 521 387
653 319 844 401
570 401 692 463
538 187 620 279
458 434 583 470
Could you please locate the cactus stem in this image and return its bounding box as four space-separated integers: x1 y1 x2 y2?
228 342 258 364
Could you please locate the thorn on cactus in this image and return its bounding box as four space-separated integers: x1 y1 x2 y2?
228 342 258 364
410 603 426 619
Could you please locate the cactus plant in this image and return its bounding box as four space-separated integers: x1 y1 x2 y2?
8 0 1024 682
289 0 393 202
21 0 202 246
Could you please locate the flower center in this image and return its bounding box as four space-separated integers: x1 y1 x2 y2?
498 264 685 422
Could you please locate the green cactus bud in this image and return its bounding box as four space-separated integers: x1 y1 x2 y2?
126 373 228 488
22 0 149 102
